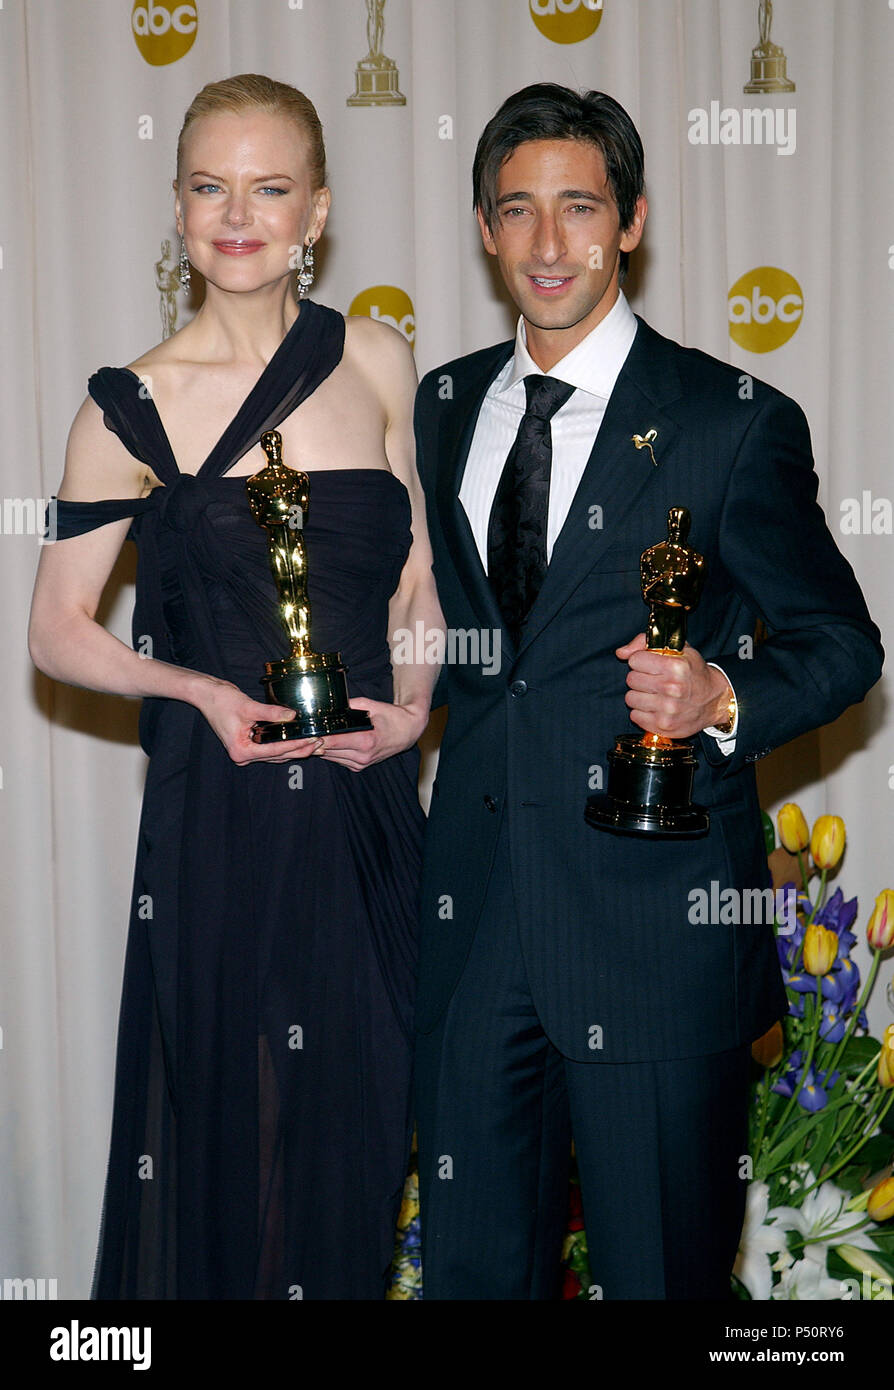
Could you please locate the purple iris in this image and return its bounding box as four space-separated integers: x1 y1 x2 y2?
772 1049 806 1097
788 972 821 995
776 885 810 972
814 888 858 956
818 1000 847 1043
823 956 860 1010
771 882 868 1092
776 885 863 1009
772 1051 840 1110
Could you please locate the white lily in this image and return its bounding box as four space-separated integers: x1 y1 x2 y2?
733 1181 793 1300
773 1257 848 1300
767 1177 879 1269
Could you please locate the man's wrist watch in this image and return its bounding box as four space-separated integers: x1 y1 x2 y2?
714 686 737 734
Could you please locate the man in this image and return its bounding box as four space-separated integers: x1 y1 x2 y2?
412 83 883 1300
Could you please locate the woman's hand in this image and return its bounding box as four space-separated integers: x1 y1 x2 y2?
195 676 325 765
312 697 429 772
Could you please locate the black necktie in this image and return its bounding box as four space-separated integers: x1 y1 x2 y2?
486 374 575 646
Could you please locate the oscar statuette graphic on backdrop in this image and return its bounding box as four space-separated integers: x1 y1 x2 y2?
155 240 180 340
348 0 406 107
744 0 796 93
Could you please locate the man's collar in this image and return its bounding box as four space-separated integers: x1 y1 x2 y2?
499 289 638 399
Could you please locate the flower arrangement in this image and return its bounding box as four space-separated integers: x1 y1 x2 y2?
734 806 894 1299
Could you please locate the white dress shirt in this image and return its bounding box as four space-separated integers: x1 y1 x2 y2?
458 290 738 751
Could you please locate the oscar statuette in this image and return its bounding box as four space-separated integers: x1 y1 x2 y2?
245 430 374 744
585 506 710 838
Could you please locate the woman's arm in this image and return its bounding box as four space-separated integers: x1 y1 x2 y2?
29 395 323 765
381 325 445 717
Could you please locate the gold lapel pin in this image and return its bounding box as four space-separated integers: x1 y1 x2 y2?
631 428 659 466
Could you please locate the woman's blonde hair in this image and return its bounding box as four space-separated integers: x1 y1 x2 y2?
176 73 326 189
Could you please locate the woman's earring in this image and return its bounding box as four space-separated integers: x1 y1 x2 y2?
179 235 191 293
297 237 315 298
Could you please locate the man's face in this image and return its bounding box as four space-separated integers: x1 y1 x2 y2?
477 138 646 348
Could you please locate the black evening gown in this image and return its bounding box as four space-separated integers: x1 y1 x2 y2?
52 301 423 1299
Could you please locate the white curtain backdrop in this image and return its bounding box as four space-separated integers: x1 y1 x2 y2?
1 0 892 1297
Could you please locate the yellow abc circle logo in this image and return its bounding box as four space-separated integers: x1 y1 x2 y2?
132 1 198 66
349 286 416 347
728 267 804 353
529 0 603 44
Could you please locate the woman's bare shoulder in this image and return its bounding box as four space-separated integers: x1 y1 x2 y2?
344 312 413 362
343 315 417 415
58 394 148 501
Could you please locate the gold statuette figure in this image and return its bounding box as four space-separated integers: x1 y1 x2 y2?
586 506 709 837
245 430 374 743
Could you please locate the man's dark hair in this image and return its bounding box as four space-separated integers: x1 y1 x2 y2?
472 83 645 280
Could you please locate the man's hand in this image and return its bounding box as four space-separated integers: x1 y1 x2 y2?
615 633 732 739
311 697 429 772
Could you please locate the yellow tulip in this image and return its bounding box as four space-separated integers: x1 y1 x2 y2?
751 1021 785 1068
879 1025 894 1090
802 921 838 977
867 1176 894 1223
867 890 894 951
810 815 846 871
778 803 809 854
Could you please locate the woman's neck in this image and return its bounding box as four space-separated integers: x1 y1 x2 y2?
181 281 300 366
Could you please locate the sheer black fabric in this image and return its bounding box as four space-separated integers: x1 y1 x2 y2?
54 302 422 1298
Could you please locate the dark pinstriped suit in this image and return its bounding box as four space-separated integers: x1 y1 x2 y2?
412 315 883 1298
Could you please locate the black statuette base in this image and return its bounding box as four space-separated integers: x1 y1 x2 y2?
585 734 709 839
250 657 374 744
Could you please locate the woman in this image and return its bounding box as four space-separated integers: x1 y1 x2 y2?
28 74 442 1299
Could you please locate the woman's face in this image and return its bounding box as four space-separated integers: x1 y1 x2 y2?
175 108 329 297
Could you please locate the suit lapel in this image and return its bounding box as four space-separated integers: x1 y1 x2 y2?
435 342 515 642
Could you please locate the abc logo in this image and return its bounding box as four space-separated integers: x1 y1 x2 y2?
728 266 803 353
132 1 197 66
349 287 416 348
529 0 603 45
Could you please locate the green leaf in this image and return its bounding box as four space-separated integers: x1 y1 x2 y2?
838 1035 881 1073
825 1138 893 1193
849 1133 894 1175
806 1109 841 1175
762 811 776 856
835 1164 870 1196
867 1227 894 1255
762 1094 867 1172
